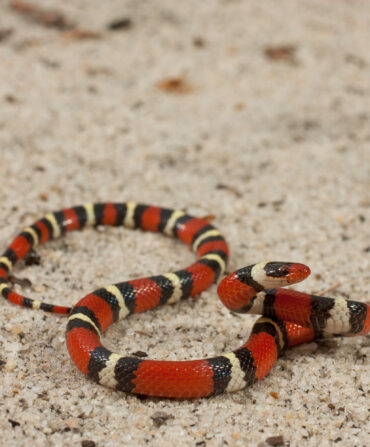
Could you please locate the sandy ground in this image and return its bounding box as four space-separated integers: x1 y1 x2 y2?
0 1 369 446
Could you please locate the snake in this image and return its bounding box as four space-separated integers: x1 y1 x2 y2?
0 202 369 398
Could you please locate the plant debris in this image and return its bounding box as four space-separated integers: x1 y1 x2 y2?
10 1 101 41
156 77 193 94
150 411 174 427
216 183 242 197
201 214 216 222
319 282 342 296
4 94 18 103
8 275 32 288
107 18 132 31
135 330 151 337
24 249 41 266
0 28 14 42
81 441 96 447
8 419 20 428
257 199 285 208
61 29 101 41
264 45 297 63
266 435 284 446
10 0 74 30
193 36 205 47
131 351 148 358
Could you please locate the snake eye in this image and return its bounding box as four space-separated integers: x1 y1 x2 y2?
279 266 290 276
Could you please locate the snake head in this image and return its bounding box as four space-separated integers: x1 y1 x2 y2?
218 262 311 312
263 261 310 285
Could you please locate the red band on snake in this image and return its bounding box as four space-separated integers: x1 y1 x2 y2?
0 202 368 398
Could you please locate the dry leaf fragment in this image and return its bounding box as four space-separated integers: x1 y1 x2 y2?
264 45 297 63
269 391 279 399
61 29 101 41
156 78 193 94
10 0 73 30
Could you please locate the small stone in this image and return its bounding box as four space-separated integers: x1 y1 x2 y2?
5 360 16 372
10 325 23 336
65 417 78 429
81 441 96 447
266 435 284 446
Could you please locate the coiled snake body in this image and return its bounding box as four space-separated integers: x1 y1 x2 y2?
1 203 368 398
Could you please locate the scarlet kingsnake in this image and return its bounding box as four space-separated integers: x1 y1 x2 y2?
1 203 369 398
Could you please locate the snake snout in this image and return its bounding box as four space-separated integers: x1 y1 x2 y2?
286 263 311 284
